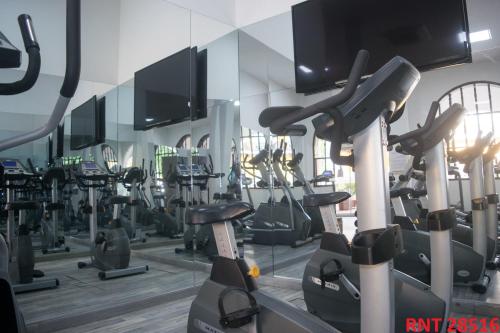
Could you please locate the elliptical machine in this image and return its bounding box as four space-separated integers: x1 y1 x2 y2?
282 150 335 238
148 160 179 238
1 159 60 293
243 142 313 248
39 164 71 254
120 166 148 243
75 161 148 280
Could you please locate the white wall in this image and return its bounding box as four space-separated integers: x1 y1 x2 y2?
169 0 236 26
0 70 115 116
405 61 500 126
117 0 236 84
235 0 301 28
0 0 121 84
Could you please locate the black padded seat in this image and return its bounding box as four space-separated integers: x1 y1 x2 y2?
259 106 303 127
110 196 130 205
46 202 65 211
412 189 427 197
187 202 254 225
5 201 39 211
390 188 413 198
303 192 351 207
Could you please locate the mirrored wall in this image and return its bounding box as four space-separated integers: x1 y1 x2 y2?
238 12 356 279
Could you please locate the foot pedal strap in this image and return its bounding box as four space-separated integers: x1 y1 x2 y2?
319 258 343 289
218 287 260 329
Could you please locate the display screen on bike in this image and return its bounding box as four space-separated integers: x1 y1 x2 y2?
82 162 98 170
1 160 18 168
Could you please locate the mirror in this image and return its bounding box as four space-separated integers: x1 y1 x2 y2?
238 12 357 279
189 14 239 285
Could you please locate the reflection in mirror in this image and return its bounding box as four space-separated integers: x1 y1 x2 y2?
238 12 356 280
188 28 240 275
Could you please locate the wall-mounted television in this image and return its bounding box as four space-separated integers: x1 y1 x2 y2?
134 47 207 131
292 0 471 94
70 95 106 151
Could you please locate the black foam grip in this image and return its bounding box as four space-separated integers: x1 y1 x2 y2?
0 48 40 95
259 106 303 128
60 0 81 98
18 14 39 51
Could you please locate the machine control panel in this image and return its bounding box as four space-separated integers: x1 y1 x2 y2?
176 164 207 177
0 159 31 175
79 161 106 176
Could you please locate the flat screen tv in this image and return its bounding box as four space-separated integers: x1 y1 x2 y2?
70 95 106 150
292 0 471 94
134 47 207 130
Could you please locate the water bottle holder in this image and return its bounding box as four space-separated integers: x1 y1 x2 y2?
427 208 456 231
351 224 403 265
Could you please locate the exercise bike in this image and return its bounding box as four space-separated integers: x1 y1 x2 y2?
1 159 60 293
75 161 148 280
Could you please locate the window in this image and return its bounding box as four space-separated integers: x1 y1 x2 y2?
101 144 118 172
154 145 176 180
197 134 210 149
240 127 294 189
240 127 267 189
269 135 294 187
438 81 500 178
313 136 334 186
176 134 191 149
62 156 82 166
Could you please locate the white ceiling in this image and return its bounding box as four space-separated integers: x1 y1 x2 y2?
466 0 500 63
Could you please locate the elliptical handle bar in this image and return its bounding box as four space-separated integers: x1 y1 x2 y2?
0 14 41 95
266 50 369 134
0 0 81 151
18 14 39 52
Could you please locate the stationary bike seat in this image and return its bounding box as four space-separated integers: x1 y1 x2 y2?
303 192 351 207
5 201 39 211
187 202 254 225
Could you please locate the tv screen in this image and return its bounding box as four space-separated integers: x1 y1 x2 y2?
70 96 106 150
134 47 207 130
292 0 471 94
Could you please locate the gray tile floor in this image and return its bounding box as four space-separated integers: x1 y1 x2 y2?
16 222 500 333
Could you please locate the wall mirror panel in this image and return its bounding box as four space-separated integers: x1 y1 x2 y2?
115 5 196 292
238 12 357 279
189 15 239 285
